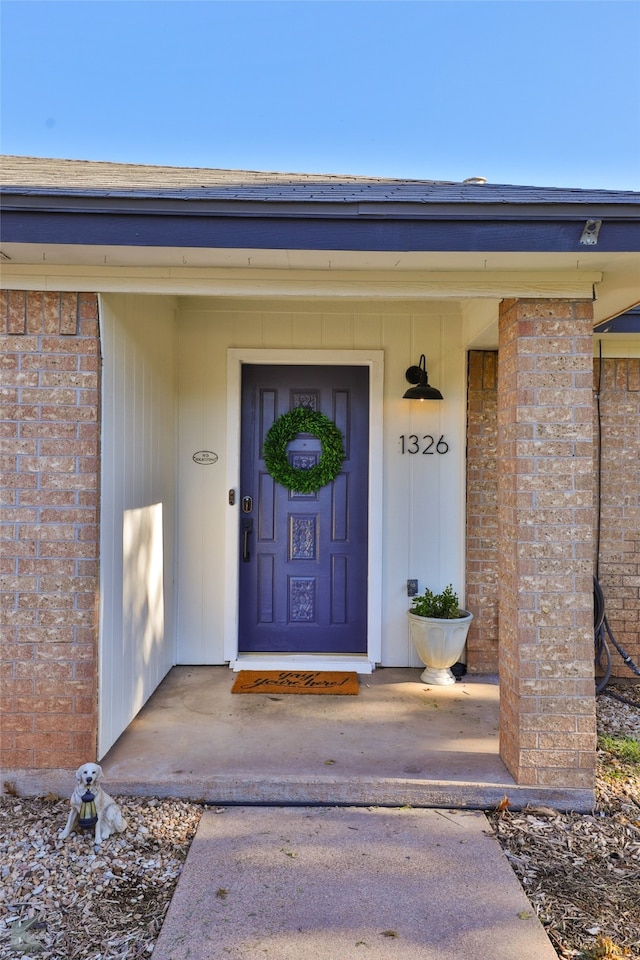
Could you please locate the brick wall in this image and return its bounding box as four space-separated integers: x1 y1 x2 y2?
0 291 100 772
594 357 640 677
465 351 499 673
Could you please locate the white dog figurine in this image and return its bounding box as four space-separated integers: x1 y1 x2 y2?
61 762 127 847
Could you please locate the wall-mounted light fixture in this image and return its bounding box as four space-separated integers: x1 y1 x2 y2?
403 354 443 401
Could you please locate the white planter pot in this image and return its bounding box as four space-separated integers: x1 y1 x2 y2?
407 610 474 685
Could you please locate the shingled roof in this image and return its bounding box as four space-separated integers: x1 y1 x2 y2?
2 155 639 206
3 155 639 263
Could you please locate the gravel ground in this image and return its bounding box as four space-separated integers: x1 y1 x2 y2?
0 798 203 959
1 682 638 960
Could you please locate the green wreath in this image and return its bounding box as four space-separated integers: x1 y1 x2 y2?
263 407 345 493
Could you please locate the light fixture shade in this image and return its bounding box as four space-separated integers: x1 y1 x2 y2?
403 382 444 401
403 354 443 400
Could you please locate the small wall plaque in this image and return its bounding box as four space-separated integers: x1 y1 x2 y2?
193 450 218 465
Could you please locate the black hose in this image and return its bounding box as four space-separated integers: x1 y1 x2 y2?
594 576 612 693
595 344 604 582
594 576 640 700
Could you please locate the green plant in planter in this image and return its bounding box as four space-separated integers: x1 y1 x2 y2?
410 584 464 620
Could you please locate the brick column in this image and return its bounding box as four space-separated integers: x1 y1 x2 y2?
0 291 100 773
498 299 596 790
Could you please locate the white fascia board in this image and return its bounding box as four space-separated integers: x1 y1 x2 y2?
1 262 601 301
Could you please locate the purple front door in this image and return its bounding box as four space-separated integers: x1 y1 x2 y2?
239 364 369 653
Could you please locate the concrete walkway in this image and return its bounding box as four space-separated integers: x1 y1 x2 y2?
152 805 558 960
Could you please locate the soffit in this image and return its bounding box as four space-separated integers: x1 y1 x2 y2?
4 244 639 326
1 240 632 274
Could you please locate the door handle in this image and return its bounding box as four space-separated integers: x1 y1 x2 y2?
241 517 253 562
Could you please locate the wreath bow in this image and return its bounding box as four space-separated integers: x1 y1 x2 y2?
263 407 345 493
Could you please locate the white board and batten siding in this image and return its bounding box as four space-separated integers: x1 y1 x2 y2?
175 297 469 670
98 294 178 757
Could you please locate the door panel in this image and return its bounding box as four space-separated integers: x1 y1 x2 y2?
239 365 369 653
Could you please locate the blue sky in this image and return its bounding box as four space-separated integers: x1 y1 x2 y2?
1 0 639 190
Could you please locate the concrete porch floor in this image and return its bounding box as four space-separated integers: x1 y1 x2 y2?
99 666 594 811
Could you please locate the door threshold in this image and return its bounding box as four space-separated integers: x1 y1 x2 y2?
231 655 375 674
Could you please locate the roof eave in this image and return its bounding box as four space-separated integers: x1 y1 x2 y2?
2 190 639 222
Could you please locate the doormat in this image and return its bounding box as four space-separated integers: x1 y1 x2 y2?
231 670 359 695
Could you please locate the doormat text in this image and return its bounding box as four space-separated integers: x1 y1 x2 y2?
231 670 359 695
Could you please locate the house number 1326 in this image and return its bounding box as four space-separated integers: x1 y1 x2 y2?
400 434 449 455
